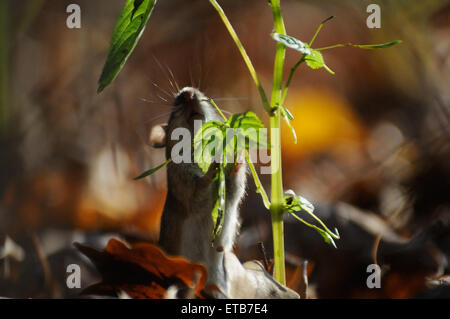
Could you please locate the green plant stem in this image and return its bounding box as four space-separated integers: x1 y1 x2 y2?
209 0 271 114
314 41 402 51
315 43 353 51
208 99 227 122
280 55 305 105
309 16 333 47
269 113 285 284
269 0 287 285
210 0 288 284
245 151 270 209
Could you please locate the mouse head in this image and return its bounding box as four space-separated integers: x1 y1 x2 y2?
149 87 222 158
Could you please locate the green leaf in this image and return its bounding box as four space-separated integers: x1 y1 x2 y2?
193 121 224 173
284 189 314 213
97 0 157 93
271 32 311 55
284 189 340 248
315 227 337 248
227 111 264 130
304 49 335 75
193 110 268 190
282 107 294 121
280 106 297 144
227 111 269 150
287 210 337 248
211 164 226 240
352 40 402 49
133 158 171 180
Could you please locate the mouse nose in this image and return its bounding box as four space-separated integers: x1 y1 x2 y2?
174 87 197 106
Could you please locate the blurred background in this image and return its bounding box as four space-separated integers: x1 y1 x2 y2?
0 0 449 298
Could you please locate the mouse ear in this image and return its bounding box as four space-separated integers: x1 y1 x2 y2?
149 124 167 148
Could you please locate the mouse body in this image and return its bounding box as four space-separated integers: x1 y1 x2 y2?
156 87 247 292
154 87 299 299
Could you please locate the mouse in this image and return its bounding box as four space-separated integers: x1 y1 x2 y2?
151 87 299 298
152 87 247 293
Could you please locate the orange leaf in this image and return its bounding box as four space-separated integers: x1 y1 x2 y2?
75 238 212 299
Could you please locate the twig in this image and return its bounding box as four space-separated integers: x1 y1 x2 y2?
257 241 270 272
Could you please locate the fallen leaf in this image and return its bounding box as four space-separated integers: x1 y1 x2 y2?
75 238 212 299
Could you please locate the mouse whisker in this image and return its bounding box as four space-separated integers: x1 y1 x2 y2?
211 97 249 101
219 109 234 116
145 111 173 123
166 65 180 92
197 63 202 90
152 55 178 95
189 64 195 89
156 93 169 103
141 70 175 97
145 105 182 123
140 97 157 103
152 82 174 98
140 97 171 107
